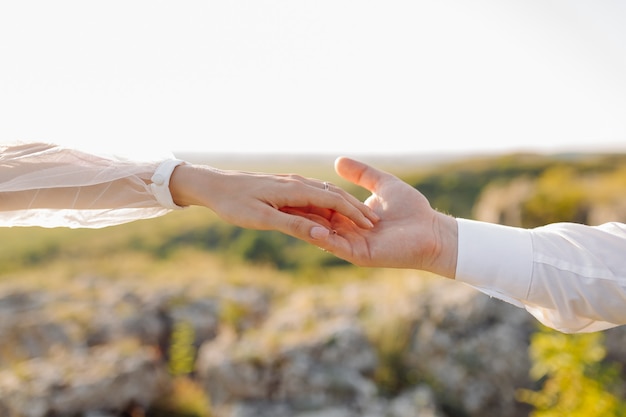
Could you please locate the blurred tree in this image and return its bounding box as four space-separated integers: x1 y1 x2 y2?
521 166 589 227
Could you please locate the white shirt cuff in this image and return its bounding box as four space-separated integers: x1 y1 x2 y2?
150 159 186 209
455 218 534 307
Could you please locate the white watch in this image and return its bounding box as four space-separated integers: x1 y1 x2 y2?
150 159 187 209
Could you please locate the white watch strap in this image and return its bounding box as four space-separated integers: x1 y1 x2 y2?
150 159 186 209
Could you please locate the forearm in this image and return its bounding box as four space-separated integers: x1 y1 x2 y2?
0 142 181 228
455 219 626 333
0 179 156 211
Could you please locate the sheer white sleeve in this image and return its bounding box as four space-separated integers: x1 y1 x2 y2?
456 218 626 333
0 142 184 228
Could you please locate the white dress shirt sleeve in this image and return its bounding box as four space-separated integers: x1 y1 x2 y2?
456 218 626 333
0 142 185 229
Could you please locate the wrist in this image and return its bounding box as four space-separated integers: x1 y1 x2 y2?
151 159 187 209
427 213 459 279
169 164 206 207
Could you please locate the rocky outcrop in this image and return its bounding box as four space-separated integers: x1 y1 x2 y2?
0 344 168 417
0 273 617 417
194 279 535 417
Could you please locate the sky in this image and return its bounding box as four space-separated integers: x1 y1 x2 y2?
1 1 625 158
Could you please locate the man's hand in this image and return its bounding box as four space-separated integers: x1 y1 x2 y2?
283 157 458 278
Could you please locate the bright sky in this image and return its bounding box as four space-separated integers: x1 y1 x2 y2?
1 1 625 157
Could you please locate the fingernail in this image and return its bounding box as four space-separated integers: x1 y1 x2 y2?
364 218 375 228
310 226 330 240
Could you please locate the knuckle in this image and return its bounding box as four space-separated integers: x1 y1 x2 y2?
287 173 305 182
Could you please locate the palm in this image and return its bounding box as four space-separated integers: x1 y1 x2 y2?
297 158 440 270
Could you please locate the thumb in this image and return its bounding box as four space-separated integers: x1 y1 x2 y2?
334 157 390 194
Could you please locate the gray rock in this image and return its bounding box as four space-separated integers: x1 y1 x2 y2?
197 320 377 409
406 282 534 417
0 344 169 417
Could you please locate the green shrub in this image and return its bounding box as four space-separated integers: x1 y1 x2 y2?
148 376 212 417
168 320 196 376
517 326 626 417
521 166 588 227
149 319 212 417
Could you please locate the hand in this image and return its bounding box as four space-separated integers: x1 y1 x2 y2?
283 157 458 278
169 164 379 242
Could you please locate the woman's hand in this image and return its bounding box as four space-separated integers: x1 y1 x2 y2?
169 164 379 242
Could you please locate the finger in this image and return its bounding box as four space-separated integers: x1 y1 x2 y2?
280 207 374 266
334 157 395 194
259 205 333 241
280 207 368 256
280 205 335 221
279 187 376 229
283 207 365 247
311 222 373 267
323 182 380 223
292 176 379 225
262 173 378 225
